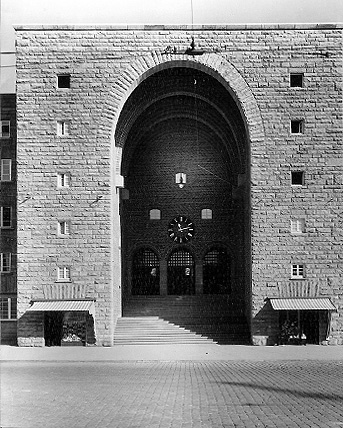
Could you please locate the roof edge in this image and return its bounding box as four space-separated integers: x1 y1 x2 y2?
13 23 343 31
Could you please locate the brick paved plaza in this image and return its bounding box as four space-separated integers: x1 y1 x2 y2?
1 357 343 428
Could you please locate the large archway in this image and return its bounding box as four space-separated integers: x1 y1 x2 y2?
114 59 256 343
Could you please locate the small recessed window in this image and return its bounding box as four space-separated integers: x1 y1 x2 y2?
291 120 304 134
291 171 305 186
1 207 12 228
57 267 71 282
58 221 70 236
292 264 304 278
0 121 10 138
0 296 17 319
57 74 71 89
201 208 213 220
57 121 70 136
149 209 161 220
0 253 11 273
290 73 304 88
57 173 70 188
291 219 305 234
1 159 12 181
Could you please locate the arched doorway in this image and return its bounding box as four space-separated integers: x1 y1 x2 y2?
132 248 160 295
167 249 195 295
116 62 252 342
203 247 231 294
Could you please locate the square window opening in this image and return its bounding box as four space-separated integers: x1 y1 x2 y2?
58 221 70 235
291 218 305 234
57 121 69 136
149 209 161 220
57 74 71 89
290 73 304 88
291 120 304 134
291 171 305 186
292 264 304 278
201 208 213 220
57 267 71 281
57 173 70 188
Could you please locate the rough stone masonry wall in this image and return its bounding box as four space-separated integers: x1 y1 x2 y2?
15 25 343 345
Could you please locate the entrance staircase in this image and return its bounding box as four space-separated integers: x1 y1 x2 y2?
114 295 251 345
114 317 215 345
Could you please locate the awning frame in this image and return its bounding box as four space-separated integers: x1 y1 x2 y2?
267 297 336 311
26 299 96 317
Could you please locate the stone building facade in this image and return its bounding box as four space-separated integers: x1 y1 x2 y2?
12 24 342 346
0 94 17 344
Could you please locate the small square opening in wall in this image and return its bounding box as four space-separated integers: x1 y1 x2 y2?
57 74 71 89
201 208 213 220
291 218 305 234
57 267 71 282
58 221 70 235
291 120 304 134
291 171 305 186
57 121 69 136
57 173 70 188
290 73 304 88
149 209 161 220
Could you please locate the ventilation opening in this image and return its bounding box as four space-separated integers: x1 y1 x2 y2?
290 73 304 88
291 120 304 134
57 74 71 89
291 171 304 186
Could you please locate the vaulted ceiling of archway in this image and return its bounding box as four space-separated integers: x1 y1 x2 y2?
116 67 247 178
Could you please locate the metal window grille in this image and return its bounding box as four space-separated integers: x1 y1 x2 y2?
168 250 193 267
134 249 159 267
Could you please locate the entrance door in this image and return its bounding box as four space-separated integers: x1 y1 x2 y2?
167 249 195 295
203 247 230 294
44 312 63 346
132 248 160 295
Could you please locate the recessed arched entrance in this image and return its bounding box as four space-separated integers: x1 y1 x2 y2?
132 248 160 295
114 58 257 343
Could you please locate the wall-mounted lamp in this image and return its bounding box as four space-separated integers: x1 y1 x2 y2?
176 173 186 189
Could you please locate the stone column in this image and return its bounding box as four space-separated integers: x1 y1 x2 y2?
195 261 203 295
160 260 168 295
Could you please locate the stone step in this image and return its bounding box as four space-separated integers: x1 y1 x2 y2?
121 296 251 345
114 317 216 345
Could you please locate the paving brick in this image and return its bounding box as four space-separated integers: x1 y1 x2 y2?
1 359 343 427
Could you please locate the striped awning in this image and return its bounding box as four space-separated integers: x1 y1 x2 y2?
269 298 336 311
27 300 95 316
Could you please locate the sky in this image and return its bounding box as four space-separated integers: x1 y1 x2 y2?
1 0 343 93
